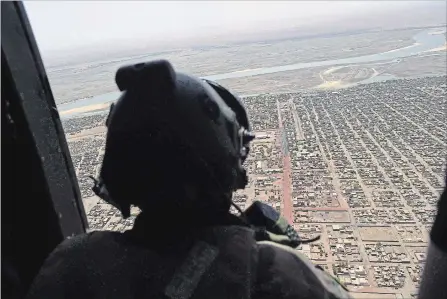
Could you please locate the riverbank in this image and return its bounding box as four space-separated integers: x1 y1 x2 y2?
59 74 446 120
58 28 446 118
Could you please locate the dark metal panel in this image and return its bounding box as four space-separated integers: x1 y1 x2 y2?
2 1 88 236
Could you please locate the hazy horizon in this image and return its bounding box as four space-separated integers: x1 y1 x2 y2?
24 1 446 67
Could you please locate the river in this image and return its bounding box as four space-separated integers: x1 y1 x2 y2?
59 29 446 118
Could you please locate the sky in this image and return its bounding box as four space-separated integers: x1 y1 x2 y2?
25 1 445 53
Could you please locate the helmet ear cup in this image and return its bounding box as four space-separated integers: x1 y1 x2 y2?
205 79 254 166
205 79 250 131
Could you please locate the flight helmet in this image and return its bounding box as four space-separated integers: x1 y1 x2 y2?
95 60 255 217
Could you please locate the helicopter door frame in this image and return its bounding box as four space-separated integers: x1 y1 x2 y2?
2 1 88 235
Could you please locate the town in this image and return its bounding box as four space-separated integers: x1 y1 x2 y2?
63 76 446 298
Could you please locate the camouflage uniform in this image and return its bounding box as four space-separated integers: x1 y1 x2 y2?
27 216 351 299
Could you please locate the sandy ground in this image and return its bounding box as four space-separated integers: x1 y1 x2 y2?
60 103 110 116
351 292 397 299
424 43 447 52
67 126 107 140
428 30 446 35
317 80 347 89
383 43 421 54
316 65 373 89
48 30 418 105
317 67 345 89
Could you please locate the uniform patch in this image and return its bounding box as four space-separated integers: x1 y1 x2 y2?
165 241 219 299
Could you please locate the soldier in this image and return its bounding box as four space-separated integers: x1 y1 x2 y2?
418 172 447 299
27 60 352 299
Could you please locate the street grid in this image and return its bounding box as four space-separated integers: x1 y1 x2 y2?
64 76 446 298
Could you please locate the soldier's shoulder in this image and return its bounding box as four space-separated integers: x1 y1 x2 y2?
52 231 122 256
255 241 352 299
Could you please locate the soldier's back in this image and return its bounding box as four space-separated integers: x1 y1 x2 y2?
27 225 351 299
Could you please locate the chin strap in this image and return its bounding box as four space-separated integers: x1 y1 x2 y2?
89 175 131 218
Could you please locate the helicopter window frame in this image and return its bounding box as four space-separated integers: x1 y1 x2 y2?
2 1 88 236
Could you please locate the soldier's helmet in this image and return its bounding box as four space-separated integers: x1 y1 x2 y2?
96 60 255 217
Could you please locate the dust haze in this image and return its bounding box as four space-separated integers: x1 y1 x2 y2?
25 1 446 67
